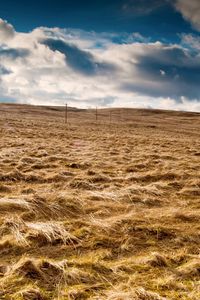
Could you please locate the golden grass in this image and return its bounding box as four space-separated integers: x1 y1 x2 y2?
0 103 200 299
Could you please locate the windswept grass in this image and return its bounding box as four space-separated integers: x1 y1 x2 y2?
0 104 199 299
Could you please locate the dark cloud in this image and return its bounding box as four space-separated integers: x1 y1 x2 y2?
122 0 169 16
0 65 11 75
41 38 115 75
122 45 200 101
0 47 30 59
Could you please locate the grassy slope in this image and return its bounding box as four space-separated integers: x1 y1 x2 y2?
0 104 200 300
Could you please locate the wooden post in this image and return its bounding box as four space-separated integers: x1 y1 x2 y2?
65 103 68 124
95 107 98 122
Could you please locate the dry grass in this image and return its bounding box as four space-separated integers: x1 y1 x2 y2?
0 103 200 299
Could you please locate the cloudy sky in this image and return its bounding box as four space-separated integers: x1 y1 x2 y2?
0 0 200 111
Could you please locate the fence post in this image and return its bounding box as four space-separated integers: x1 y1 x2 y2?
120 108 123 122
65 103 68 124
96 107 98 122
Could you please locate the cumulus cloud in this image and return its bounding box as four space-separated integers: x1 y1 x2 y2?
120 43 200 100
41 38 115 75
0 18 199 112
0 46 29 59
0 65 11 75
181 33 200 51
0 18 15 41
175 0 200 31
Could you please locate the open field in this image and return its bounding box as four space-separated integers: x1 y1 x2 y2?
0 103 200 300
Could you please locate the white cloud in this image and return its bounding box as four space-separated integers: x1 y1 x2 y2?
175 0 200 31
0 18 199 112
181 33 200 50
0 18 15 41
160 69 166 76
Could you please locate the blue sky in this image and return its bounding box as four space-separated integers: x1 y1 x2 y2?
0 0 200 111
0 0 196 41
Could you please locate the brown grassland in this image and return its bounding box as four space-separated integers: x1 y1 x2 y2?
0 103 199 300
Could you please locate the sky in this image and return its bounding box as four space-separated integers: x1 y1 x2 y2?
0 0 200 111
